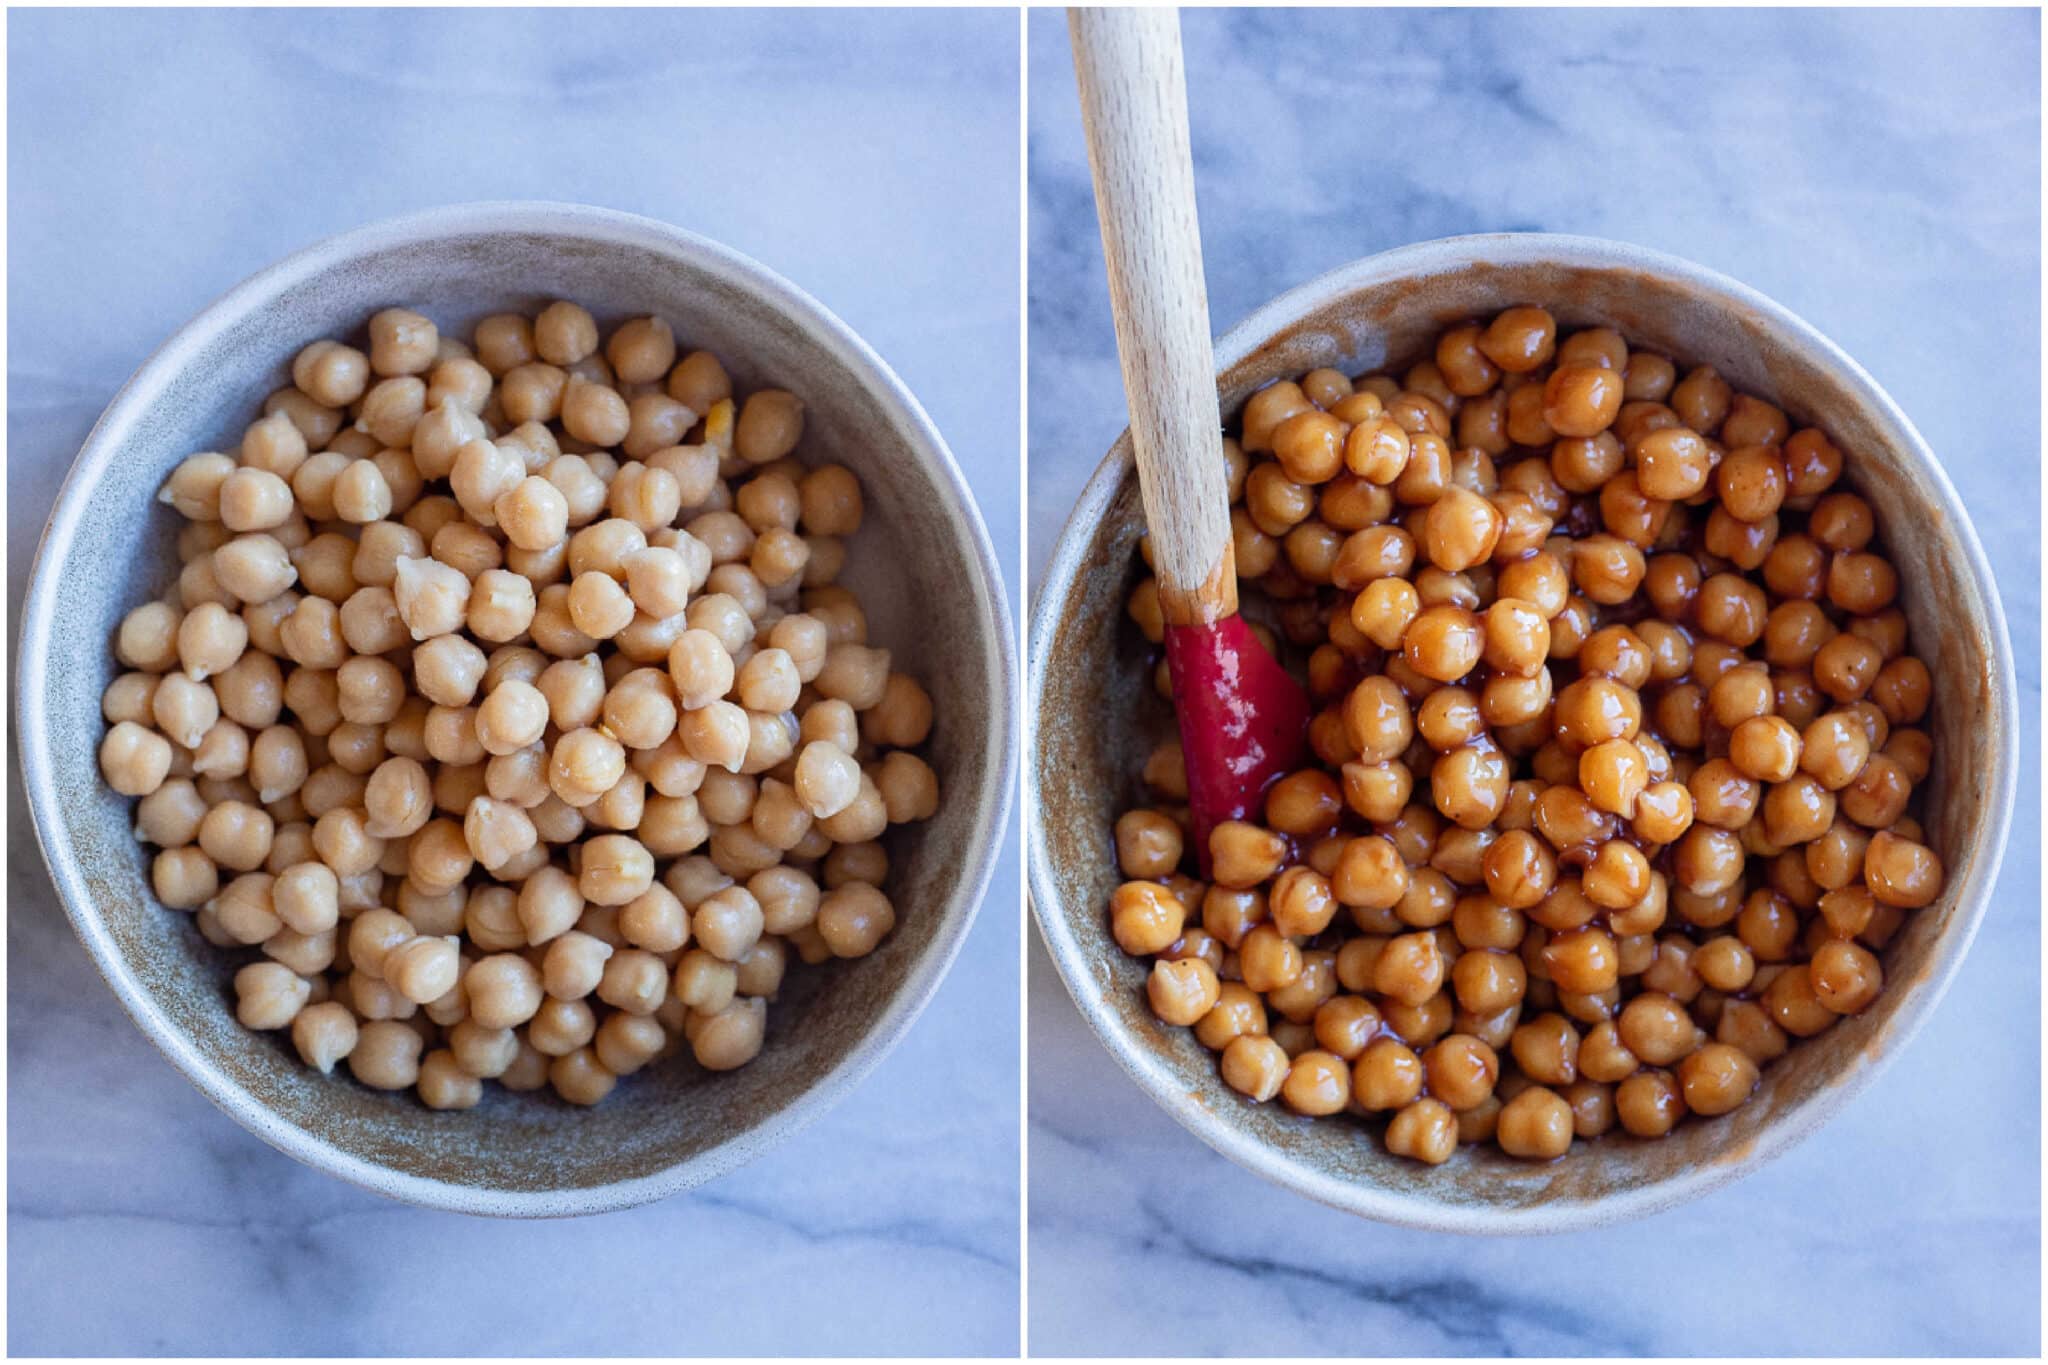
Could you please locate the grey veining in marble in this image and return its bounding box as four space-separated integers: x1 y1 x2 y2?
1028 7 2039 1357
8 8 1019 1357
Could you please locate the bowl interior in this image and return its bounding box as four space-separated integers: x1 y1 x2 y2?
1032 238 2012 1229
24 210 1009 1213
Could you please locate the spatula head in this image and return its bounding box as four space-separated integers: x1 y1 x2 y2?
1163 612 1313 874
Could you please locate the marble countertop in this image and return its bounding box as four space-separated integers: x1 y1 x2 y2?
7 10 1019 1357
1027 7 2040 1356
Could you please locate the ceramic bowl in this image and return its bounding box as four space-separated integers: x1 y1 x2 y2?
1029 233 2016 1234
18 201 1016 1216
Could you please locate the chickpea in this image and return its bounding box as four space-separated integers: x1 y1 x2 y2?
465 953 544 1029
233 961 311 1030
1148 958 1222 1027
100 721 174 796
817 882 896 957
1219 1034 1289 1102
1497 1086 1574 1159
736 390 805 464
1865 830 1943 908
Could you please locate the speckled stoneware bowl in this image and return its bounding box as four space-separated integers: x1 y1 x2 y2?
19 202 1016 1216
1029 233 2015 1234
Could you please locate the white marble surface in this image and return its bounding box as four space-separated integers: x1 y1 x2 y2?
1028 7 2040 1356
7 9 1019 1357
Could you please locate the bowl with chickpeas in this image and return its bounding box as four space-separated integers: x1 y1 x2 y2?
19 201 1015 1215
1029 233 2015 1232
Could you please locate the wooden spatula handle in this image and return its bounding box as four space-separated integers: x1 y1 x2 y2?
1070 6 1236 627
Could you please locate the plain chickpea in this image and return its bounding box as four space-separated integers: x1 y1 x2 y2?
444 1019 517 1079
690 998 767 1071
660 348 727 412
730 390 803 465
556 375 628 448
233 961 311 1030
165 804 242 880
283 1000 357 1074
197 800 273 872
343 1019 422 1090
382 934 459 1005
668 629 737 709
100 720 174 796
412 1049 481 1110
605 316 677 385
366 308 437 376
817 882 896 958
527 996 598 1057
466 952 544 1029
871 751 937 824
679 701 750 774
530 300 598 366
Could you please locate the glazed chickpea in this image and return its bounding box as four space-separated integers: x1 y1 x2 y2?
1386 1098 1459 1164
1330 412 1406 487
1220 1034 1290 1102
1279 1049 1352 1115
1372 931 1444 1008
1615 1069 1688 1138
1496 1085 1574 1159
1208 821 1287 889
1617 992 1698 1066
1865 830 1943 908
1809 938 1884 1014
1693 935 1756 994
1676 1042 1759 1116
1402 605 1482 683
1146 957 1222 1027
1422 1033 1499 1111
1109 880 1186 956
1422 487 1502 572
1542 366 1623 438
1267 410 1343 485
1729 714 1803 784
1352 1036 1425 1110
1477 307 1556 373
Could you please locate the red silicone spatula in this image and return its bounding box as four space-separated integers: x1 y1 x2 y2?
1070 7 1312 873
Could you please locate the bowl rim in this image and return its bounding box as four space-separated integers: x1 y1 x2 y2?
1026 230 2019 1234
17 199 1019 1217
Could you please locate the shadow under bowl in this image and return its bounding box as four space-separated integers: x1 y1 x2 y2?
1029 233 2015 1234
18 201 1016 1216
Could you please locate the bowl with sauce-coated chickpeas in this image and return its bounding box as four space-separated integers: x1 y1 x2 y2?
1029 233 2015 1233
19 202 1015 1215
